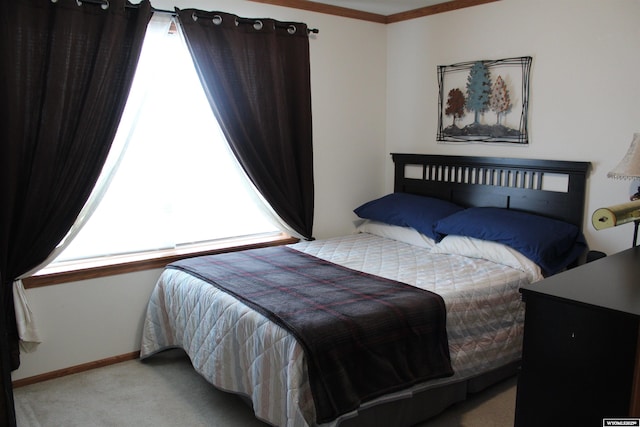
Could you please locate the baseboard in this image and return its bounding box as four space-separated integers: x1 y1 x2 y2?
12 351 140 388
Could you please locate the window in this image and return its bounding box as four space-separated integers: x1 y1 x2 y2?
52 16 280 265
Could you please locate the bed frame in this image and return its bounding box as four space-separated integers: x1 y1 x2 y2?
338 154 591 426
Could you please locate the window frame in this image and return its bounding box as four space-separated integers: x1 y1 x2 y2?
22 233 298 289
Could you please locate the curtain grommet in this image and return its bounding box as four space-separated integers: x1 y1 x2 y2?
101 0 109 10
253 20 263 31
212 15 222 25
287 25 297 35
192 12 198 22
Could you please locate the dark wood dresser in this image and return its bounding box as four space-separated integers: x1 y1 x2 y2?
515 247 640 426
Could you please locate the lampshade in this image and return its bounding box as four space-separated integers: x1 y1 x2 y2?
607 133 640 179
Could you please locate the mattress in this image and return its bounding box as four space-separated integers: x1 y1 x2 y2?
140 232 539 426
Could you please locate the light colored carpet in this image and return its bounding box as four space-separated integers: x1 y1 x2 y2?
14 349 517 426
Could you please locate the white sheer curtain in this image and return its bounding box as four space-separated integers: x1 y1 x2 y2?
13 14 174 352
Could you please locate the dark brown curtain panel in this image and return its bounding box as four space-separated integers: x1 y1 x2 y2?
0 0 151 424
177 9 315 240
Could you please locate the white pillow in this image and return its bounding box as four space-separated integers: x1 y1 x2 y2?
431 235 543 282
356 220 436 249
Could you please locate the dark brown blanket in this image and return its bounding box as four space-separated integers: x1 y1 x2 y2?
168 246 453 423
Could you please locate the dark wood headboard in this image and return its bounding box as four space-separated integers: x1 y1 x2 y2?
392 154 591 230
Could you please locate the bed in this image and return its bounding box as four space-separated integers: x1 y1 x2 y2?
140 154 590 426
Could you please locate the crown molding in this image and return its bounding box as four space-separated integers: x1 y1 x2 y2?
386 0 499 23
247 0 499 23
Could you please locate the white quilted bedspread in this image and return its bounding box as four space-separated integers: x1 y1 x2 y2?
140 232 536 426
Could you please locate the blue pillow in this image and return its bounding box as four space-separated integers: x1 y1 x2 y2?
433 207 586 275
354 193 464 240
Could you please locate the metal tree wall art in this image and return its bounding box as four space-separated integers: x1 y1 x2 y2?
437 56 532 144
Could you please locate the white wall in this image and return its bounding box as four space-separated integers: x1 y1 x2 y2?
13 270 164 380
14 0 640 381
13 0 388 381
386 0 640 255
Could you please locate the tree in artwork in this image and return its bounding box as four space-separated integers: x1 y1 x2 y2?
490 75 511 125
465 61 491 124
445 88 466 127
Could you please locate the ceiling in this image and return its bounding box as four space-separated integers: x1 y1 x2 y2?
308 0 453 15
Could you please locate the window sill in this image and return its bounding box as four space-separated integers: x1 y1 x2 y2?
22 233 299 289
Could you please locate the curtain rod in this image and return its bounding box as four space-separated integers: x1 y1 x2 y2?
71 0 319 34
